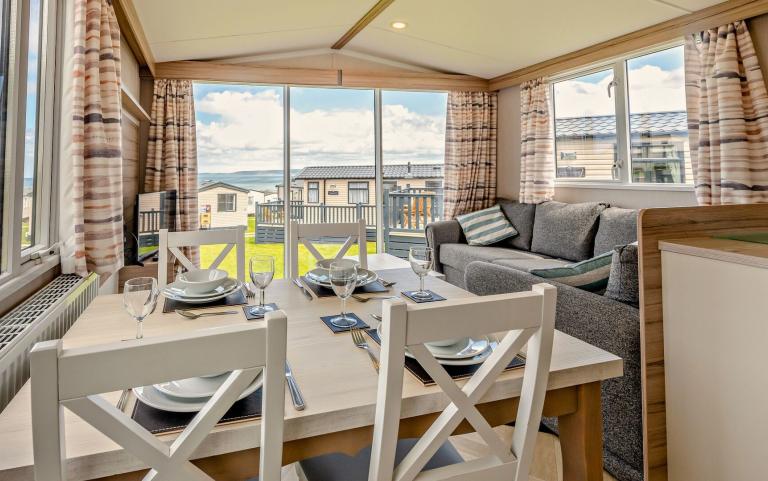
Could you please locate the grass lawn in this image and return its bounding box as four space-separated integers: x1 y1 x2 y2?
200 235 377 279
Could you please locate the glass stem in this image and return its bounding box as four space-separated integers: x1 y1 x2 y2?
259 288 265 307
136 320 143 340
419 274 425 294
341 297 346 318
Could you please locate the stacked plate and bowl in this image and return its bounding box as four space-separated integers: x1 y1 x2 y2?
162 268 242 304
376 324 494 366
303 259 379 289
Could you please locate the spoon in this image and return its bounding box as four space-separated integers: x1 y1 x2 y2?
176 309 238 319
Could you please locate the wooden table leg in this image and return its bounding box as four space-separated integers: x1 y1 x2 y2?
558 381 603 481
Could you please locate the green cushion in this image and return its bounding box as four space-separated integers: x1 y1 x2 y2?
529 250 613 293
456 205 518 246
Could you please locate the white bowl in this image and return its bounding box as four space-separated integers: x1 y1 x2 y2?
177 269 228 294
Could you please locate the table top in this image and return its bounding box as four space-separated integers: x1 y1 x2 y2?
0 256 622 480
659 237 768 269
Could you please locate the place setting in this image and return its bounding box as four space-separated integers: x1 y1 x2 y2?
299 258 389 299
161 266 247 313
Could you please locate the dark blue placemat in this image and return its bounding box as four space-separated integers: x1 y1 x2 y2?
163 289 247 313
320 312 369 333
131 388 262 435
242 303 279 321
401 290 446 303
366 329 525 386
301 276 389 298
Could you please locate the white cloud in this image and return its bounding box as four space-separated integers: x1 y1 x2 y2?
195 90 445 172
554 66 686 118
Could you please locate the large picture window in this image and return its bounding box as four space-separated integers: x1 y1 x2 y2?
552 45 690 185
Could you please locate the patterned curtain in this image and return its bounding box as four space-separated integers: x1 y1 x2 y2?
519 78 554 204
70 0 123 277
684 21 768 205
443 91 498 219
145 79 200 264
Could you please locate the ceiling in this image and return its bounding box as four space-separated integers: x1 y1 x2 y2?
133 0 727 78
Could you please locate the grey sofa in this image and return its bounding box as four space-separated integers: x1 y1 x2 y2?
426 200 642 481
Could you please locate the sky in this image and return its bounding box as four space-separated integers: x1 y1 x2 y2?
194 84 447 173
553 45 686 119
23 0 40 180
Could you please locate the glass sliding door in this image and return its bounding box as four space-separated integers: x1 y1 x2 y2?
192 83 285 277
289 87 376 276
381 91 447 258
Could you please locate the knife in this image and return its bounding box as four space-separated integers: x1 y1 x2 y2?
292 278 313 301
285 361 306 411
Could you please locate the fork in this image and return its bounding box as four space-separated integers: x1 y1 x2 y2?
379 279 397 288
350 327 379 372
351 294 400 303
243 282 256 299
116 389 130 412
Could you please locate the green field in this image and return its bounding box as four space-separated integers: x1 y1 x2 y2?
200 235 377 279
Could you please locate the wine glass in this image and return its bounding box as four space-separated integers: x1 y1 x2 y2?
409 246 434 300
123 277 159 339
328 261 358 328
249 255 275 317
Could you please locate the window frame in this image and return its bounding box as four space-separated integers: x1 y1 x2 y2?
550 41 693 191
347 181 369 205
217 193 236 212
307 181 319 204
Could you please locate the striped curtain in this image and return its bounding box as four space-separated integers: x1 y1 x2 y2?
684 21 768 205
145 80 200 265
519 78 554 204
70 0 123 277
443 91 498 219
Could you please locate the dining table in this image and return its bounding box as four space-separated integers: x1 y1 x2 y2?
0 253 622 481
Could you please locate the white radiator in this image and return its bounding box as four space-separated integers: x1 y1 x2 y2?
0 273 99 412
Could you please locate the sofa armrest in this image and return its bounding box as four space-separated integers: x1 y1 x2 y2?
425 220 465 273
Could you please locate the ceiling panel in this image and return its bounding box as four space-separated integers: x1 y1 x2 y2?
661 0 726 12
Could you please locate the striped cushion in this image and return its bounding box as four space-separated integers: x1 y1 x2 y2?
529 250 613 293
456 205 518 246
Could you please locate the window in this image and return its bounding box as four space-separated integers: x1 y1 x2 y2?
217 193 236 212
348 182 369 204
552 45 690 185
307 181 319 203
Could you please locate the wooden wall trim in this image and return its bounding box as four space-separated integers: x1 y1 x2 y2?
637 204 768 481
154 60 490 91
121 87 150 122
113 0 156 76
489 0 768 90
332 0 396 50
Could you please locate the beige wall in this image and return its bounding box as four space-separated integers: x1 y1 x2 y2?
120 34 140 99
198 187 249 228
495 13 768 209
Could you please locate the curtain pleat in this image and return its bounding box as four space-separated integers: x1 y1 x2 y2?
443 91 498 219
145 79 200 265
684 20 768 205
70 0 124 277
519 78 554 204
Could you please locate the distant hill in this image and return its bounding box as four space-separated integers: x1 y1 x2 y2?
198 170 300 192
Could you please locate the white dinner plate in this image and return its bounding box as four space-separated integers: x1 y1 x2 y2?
163 277 240 299
154 369 263 400
375 327 494 366
305 268 378 288
133 372 263 413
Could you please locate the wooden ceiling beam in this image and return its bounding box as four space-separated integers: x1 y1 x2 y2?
489 0 768 91
331 0 396 50
113 0 156 76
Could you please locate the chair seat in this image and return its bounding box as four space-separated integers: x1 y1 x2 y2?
297 438 464 481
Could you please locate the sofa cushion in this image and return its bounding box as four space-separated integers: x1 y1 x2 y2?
529 250 613 293
493 258 570 271
439 243 546 273
605 243 640 307
594 207 639 256
456 205 518 246
531 201 607 261
497 199 536 250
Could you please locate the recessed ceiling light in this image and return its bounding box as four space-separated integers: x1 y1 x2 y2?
391 21 407 30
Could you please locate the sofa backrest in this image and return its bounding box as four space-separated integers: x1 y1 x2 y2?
593 207 639 256
530 201 607 261
497 198 536 251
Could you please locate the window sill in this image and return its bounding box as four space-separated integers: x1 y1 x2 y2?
555 181 695 192
0 255 61 309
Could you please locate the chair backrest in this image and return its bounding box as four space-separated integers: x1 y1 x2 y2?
369 284 556 481
158 226 246 288
30 315 287 481
289 219 368 279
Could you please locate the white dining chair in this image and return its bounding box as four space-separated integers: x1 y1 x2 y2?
158 225 246 288
30 315 288 481
299 284 556 481
289 218 368 279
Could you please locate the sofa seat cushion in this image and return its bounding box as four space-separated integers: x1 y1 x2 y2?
493 258 570 272
531 201 607 261
594 207 639 256
497 199 537 250
439 243 546 273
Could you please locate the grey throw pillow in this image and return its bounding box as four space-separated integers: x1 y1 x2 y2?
497 199 536 250
605 243 639 308
530 201 608 261
594 207 638 256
